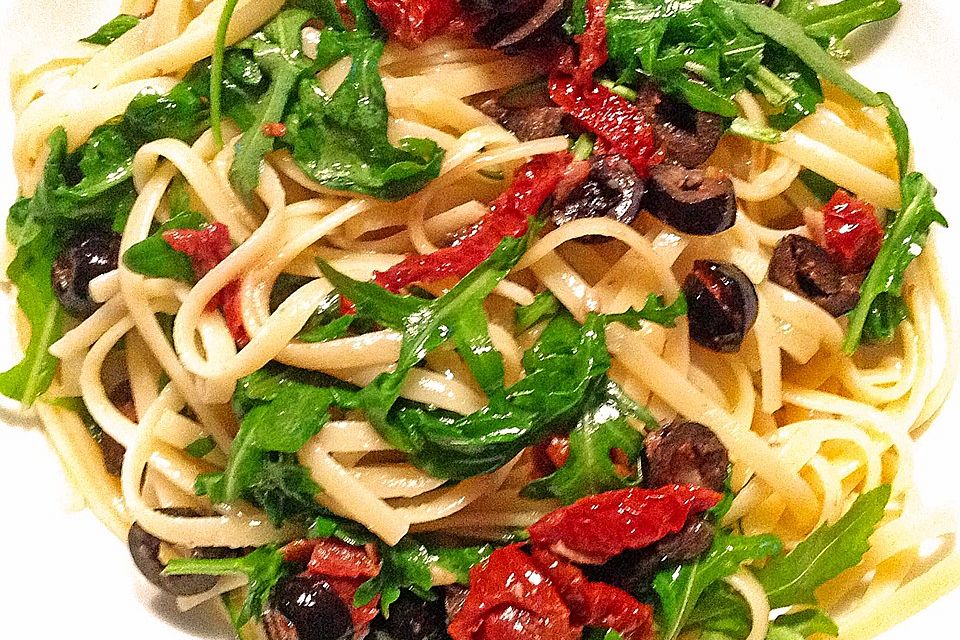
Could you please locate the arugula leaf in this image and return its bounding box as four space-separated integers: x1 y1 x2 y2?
165 545 286 626
286 35 444 200
185 435 216 458
755 484 889 607
81 14 140 45
122 80 212 147
719 0 881 107
762 43 823 130
767 610 839 640
798 169 840 203
393 312 613 478
516 290 561 332
0 126 135 406
452 305 505 395
355 539 492 615
879 91 909 177
606 0 766 117
122 210 206 281
308 513 377 545
198 366 359 522
229 9 316 198
298 314 356 342
777 0 901 55
210 0 243 146
522 377 649 503
317 230 535 450
604 293 687 329
654 532 783 640
843 173 946 351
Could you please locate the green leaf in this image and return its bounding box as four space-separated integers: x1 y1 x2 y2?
843 173 947 352
565 0 588 35
318 229 535 451
798 169 839 203
165 545 285 626
229 9 316 199
80 14 140 45
515 290 561 332
780 0 900 53
654 532 783 640
185 435 216 458
199 366 359 523
298 314 356 342
754 484 890 607
603 293 687 329
122 210 206 281
307 513 376 545
355 540 492 615
878 91 909 177
452 305 505 395
286 35 444 200
767 610 839 640
522 377 648 503
719 0 881 107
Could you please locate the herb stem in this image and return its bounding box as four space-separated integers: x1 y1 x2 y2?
210 0 241 148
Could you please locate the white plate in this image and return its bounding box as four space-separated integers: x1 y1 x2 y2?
0 2 958 639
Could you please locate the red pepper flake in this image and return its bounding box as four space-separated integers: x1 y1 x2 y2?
548 75 661 177
448 545 580 640
261 122 287 138
304 538 383 638
528 484 722 564
822 189 883 274
162 223 250 347
373 151 572 292
366 0 461 46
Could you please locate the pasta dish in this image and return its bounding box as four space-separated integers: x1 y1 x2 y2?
3 0 958 639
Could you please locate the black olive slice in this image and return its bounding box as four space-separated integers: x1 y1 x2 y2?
684 260 758 352
127 508 235 596
644 165 736 236
768 234 861 317
51 229 121 318
643 421 730 492
636 84 725 168
270 576 353 640
551 154 644 231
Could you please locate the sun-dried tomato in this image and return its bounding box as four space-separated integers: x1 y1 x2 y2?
261 122 287 137
162 223 250 346
373 151 572 292
303 538 383 638
548 76 661 177
448 545 579 640
572 0 609 86
367 0 461 46
822 189 884 274
307 538 381 578
529 548 653 640
527 484 722 564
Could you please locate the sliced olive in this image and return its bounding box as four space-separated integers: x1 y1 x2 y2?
271 575 353 640
51 229 121 318
372 591 449 640
444 584 469 621
643 421 730 492
468 0 567 54
127 508 233 596
474 96 565 142
684 260 758 352
552 154 644 231
768 234 861 317
636 84 725 168
644 165 736 236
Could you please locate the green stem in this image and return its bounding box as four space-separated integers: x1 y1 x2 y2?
210 0 241 148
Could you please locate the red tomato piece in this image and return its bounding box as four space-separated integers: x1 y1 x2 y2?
548 76 660 177
448 545 579 640
528 485 722 564
572 0 609 86
373 151 572 292
367 0 461 46
162 223 250 346
529 548 654 640
307 538 381 579
822 190 884 274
